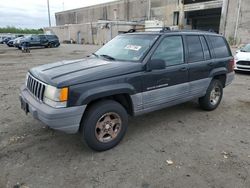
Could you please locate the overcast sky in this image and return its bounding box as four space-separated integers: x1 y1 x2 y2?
0 0 116 29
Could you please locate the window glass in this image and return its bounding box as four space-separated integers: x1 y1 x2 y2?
241 44 250 52
209 36 230 58
32 35 39 41
96 34 159 61
200 36 211 60
187 35 204 62
151 36 184 66
39 35 46 40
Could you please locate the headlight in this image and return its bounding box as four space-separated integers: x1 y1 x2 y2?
44 85 68 108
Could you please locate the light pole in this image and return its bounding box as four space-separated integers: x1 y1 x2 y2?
47 0 51 27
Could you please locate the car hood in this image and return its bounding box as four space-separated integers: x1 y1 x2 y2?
235 51 250 60
30 58 143 87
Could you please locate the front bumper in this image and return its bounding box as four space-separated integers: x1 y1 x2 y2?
235 60 250 72
234 65 250 71
19 85 86 133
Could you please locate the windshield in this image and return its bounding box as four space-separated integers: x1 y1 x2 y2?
95 34 159 61
241 44 250 52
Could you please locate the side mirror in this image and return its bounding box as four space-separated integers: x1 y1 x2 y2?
147 59 165 71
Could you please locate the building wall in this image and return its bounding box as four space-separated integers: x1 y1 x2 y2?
224 0 250 44
44 22 141 45
55 0 150 26
53 0 250 44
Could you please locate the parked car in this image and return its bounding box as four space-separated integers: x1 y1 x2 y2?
19 30 234 151
0 36 6 43
13 36 24 47
19 34 60 49
7 39 15 47
46 34 60 47
0 37 14 44
234 43 250 72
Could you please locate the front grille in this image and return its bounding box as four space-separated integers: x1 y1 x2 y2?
26 74 46 101
237 61 250 66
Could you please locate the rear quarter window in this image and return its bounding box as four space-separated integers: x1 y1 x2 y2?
209 36 230 58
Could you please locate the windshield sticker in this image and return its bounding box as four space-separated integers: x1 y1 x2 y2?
124 45 142 51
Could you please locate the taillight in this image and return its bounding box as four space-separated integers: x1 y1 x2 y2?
229 58 235 72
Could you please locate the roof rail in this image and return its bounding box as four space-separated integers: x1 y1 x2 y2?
125 28 218 34
159 27 171 33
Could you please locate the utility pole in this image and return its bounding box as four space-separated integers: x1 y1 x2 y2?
234 0 242 45
47 0 51 27
147 0 151 20
219 0 229 35
179 0 184 29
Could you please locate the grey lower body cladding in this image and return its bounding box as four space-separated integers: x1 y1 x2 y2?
131 77 214 116
19 85 86 133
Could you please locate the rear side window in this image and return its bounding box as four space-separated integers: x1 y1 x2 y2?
46 35 58 40
151 36 184 66
39 35 46 40
200 36 211 60
186 35 204 62
209 36 230 58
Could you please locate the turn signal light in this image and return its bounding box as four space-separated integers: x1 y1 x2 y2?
59 87 68 101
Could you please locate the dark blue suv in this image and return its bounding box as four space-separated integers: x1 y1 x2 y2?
20 30 234 151
19 34 60 49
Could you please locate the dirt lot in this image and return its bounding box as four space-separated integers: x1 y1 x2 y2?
0 44 250 188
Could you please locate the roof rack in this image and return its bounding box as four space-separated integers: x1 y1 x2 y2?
125 27 218 34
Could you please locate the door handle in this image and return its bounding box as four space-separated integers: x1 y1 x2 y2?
179 67 187 72
207 62 213 66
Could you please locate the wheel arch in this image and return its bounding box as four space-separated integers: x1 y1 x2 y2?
209 67 227 87
79 93 134 132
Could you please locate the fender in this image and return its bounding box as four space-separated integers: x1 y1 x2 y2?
209 67 227 78
76 83 136 105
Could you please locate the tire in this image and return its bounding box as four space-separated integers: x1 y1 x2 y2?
199 79 223 111
81 100 128 151
54 43 60 47
47 43 52 48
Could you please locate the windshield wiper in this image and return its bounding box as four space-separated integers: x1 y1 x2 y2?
100 54 116 61
92 53 99 58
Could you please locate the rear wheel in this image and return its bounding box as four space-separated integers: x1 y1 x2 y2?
81 100 128 151
47 42 52 48
199 79 223 111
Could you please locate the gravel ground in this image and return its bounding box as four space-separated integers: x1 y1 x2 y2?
0 44 250 188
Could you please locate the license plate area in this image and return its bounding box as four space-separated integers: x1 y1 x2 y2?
21 98 29 114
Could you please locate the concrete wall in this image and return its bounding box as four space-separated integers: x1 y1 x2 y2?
55 0 149 25
224 0 250 44
44 22 141 45
53 0 250 44
44 24 93 44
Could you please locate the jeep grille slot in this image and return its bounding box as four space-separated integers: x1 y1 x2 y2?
27 75 46 101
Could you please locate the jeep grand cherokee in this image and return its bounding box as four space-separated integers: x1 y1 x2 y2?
20 30 235 151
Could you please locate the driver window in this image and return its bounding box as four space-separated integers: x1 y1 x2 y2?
151 36 184 66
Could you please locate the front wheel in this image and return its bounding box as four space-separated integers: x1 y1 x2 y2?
81 100 128 151
199 79 223 111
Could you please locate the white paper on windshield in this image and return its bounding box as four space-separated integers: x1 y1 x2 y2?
124 45 142 51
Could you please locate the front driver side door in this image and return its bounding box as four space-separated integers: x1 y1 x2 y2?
142 35 189 110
